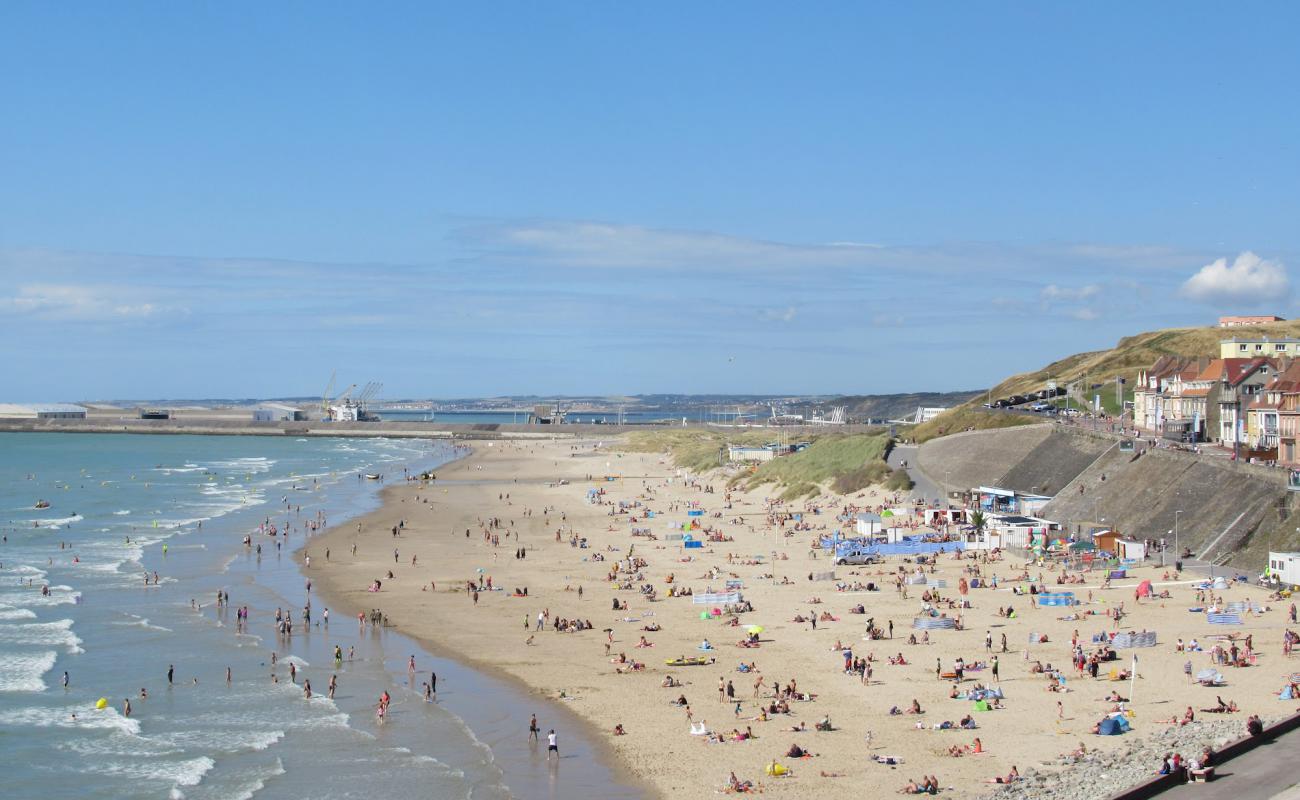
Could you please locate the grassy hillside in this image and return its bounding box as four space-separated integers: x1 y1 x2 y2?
616 429 775 472
984 320 1300 403
740 433 893 498
910 406 1042 443
917 319 1300 442
619 429 905 499
821 391 983 421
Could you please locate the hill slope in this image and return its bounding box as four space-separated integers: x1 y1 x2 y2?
914 319 1300 442
822 391 983 421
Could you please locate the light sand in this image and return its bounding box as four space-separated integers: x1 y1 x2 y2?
305 437 1299 799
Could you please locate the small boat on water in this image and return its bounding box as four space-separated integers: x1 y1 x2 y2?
34 500 50 509
364 474 382 480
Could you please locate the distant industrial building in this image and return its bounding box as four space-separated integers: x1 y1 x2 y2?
911 406 949 424
0 403 88 419
253 403 308 422
1219 315 1284 328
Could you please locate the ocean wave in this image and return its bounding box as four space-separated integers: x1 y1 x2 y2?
0 650 57 692
0 703 141 734
31 514 84 528
60 731 183 758
99 755 215 789
113 509 131 515
111 613 172 633
0 618 84 652
163 728 286 753
223 757 286 800
0 606 38 621
0 589 79 608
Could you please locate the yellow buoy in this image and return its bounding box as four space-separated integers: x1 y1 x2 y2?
95 697 108 710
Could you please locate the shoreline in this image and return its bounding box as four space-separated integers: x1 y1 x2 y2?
303 436 1297 800
297 446 650 800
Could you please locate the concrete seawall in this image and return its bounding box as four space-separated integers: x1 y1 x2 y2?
919 422 1300 568
917 424 1112 495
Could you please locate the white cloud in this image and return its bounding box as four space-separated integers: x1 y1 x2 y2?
0 284 185 321
459 220 887 271
1041 284 1101 302
758 307 798 323
1180 251 1290 306
1068 307 1101 321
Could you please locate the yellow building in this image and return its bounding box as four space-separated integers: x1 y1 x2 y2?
1220 337 1300 359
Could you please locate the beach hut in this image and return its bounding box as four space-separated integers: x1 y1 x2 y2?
1093 531 1121 555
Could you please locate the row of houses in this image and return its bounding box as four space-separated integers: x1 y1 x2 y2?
1133 335 1300 462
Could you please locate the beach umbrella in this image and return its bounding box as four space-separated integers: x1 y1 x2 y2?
746 625 764 634
699 611 713 619
712 608 722 616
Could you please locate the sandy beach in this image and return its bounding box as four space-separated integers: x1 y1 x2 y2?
304 436 1299 799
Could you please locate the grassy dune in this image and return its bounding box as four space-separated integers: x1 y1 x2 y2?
620 429 905 499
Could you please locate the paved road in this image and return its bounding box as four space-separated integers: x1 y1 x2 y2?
887 444 945 505
1158 725 1300 800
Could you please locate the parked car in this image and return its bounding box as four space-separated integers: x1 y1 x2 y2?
1030 401 1053 412
835 552 883 566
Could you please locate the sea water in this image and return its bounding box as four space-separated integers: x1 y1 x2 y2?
0 433 638 800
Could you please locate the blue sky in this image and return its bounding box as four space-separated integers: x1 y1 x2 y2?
2 3 1298 400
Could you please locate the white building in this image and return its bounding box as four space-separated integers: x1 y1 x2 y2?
978 513 1061 550
912 406 948 424
253 403 307 422
727 446 775 463
0 403 87 419
1266 552 1300 586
